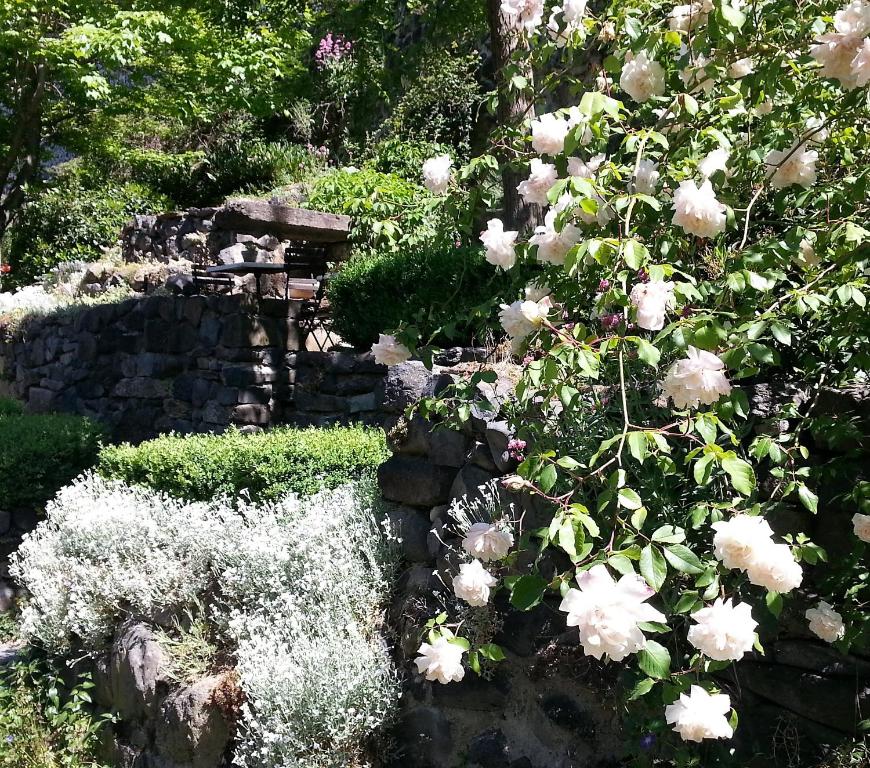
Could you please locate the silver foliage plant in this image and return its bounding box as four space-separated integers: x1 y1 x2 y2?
11 474 401 768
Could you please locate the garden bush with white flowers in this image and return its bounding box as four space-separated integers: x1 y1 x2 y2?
371 0 870 763
10 475 401 768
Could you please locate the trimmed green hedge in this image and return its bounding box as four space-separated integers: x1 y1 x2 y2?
328 244 513 349
0 409 106 510
97 425 389 501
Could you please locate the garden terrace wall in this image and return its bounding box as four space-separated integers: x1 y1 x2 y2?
377 363 870 767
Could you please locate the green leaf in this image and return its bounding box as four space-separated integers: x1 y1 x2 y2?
635 338 661 368
797 484 818 513
640 545 667 591
627 431 648 463
663 544 704 574
478 643 506 661
608 554 635 575
765 591 783 618
539 464 558 493
637 640 671 679
510 574 549 611
721 455 756 496
618 487 643 510
628 678 655 700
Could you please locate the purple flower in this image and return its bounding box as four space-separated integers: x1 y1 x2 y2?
639 733 656 751
315 32 353 70
600 312 622 331
636 268 650 283
598 278 610 292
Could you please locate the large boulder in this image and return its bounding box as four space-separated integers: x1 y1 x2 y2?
155 674 234 768
378 456 456 508
109 624 169 721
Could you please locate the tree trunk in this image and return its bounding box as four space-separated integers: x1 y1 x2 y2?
0 60 46 241
485 0 542 234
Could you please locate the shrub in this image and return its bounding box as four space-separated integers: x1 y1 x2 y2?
0 653 110 768
2 178 169 289
0 410 105 511
12 475 401 768
328 243 516 348
362 137 458 182
304 167 448 253
97 425 388 502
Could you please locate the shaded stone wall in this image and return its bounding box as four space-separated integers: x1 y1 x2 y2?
0 295 402 442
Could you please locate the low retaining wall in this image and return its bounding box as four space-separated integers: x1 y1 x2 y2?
0 295 493 441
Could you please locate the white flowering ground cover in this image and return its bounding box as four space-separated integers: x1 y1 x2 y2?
377 0 870 763
11 474 401 768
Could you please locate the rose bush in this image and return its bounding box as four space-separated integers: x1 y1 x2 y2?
373 0 869 762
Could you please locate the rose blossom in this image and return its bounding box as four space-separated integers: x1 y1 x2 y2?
728 57 755 78
480 219 519 270
665 686 734 742
371 334 411 366
805 601 846 643
687 598 758 661
796 237 819 268
422 155 453 194
530 208 581 265
632 158 660 194
711 515 774 570
765 146 818 189
517 158 558 205
562 0 588 22
453 560 498 607
671 179 727 239
745 541 803 593
754 98 774 116
661 346 732 409
668 1 713 32
698 148 730 178
630 281 675 331
567 153 605 179
499 297 552 349
852 513 870 542
414 636 466 684
565 107 594 145
531 113 570 155
852 37 870 85
524 281 551 303
620 51 666 103
559 564 666 661
462 522 515 562
501 0 545 32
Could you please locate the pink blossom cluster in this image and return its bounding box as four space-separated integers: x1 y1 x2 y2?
314 32 352 70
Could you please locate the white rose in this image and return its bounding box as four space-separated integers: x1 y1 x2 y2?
796 237 819 268
414 636 466 684
687 598 758 661
671 179 727 239
500 0 545 31
371 334 411 367
811 33 864 88
453 560 498 607
668 1 712 32
562 0 588 23
728 57 755 78
765 146 818 189
567 153 605 179
422 155 453 194
480 219 519 270
529 207 581 265
665 686 734 742
547 8 572 48
620 51 666 103
835 0 870 34
851 36 870 86
524 281 551 303
499 296 552 342
462 522 515 562
805 601 846 643
754 98 774 116
517 158 559 205
678 48 715 93
630 281 675 331
632 158 660 194
698 148 730 178
558 564 666 661
661 346 732 409
804 116 830 144
852 512 870 542
531 113 570 155
711 515 774 570
745 541 803 593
